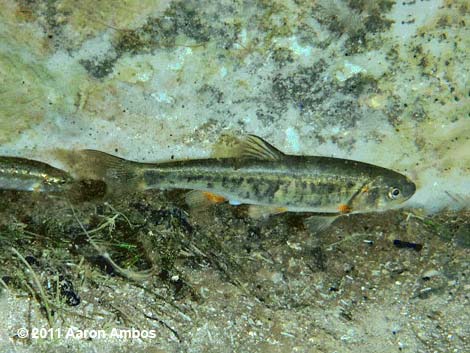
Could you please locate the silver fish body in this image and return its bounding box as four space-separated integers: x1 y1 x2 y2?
0 156 73 193
58 135 416 215
135 155 416 214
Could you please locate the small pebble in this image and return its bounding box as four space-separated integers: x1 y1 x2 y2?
393 239 423 251
421 269 440 280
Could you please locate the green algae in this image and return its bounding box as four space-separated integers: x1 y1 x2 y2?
0 48 53 144
0 42 87 144
0 2 91 145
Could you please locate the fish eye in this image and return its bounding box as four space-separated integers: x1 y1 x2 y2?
388 187 400 199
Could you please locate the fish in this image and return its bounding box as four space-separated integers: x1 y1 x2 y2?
56 135 416 230
0 156 73 193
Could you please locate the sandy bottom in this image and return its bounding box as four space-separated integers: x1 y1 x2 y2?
0 188 468 353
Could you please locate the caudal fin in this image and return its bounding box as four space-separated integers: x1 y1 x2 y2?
53 149 142 192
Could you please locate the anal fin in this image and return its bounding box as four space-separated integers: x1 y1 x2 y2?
304 215 339 233
247 205 288 219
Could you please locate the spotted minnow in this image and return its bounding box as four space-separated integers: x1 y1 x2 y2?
0 156 73 193
57 135 416 228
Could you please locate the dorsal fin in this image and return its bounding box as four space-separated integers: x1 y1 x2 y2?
238 135 285 161
210 134 241 158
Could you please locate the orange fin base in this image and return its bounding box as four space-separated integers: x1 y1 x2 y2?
202 191 226 204
338 204 352 214
185 190 226 210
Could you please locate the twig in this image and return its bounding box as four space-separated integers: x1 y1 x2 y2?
11 247 53 326
144 313 181 342
70 204 153 281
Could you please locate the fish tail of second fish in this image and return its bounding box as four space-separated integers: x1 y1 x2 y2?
53 149 142 192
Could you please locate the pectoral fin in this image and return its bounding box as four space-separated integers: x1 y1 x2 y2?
247 205 288 219
185 190 226 209
304 215 339 233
